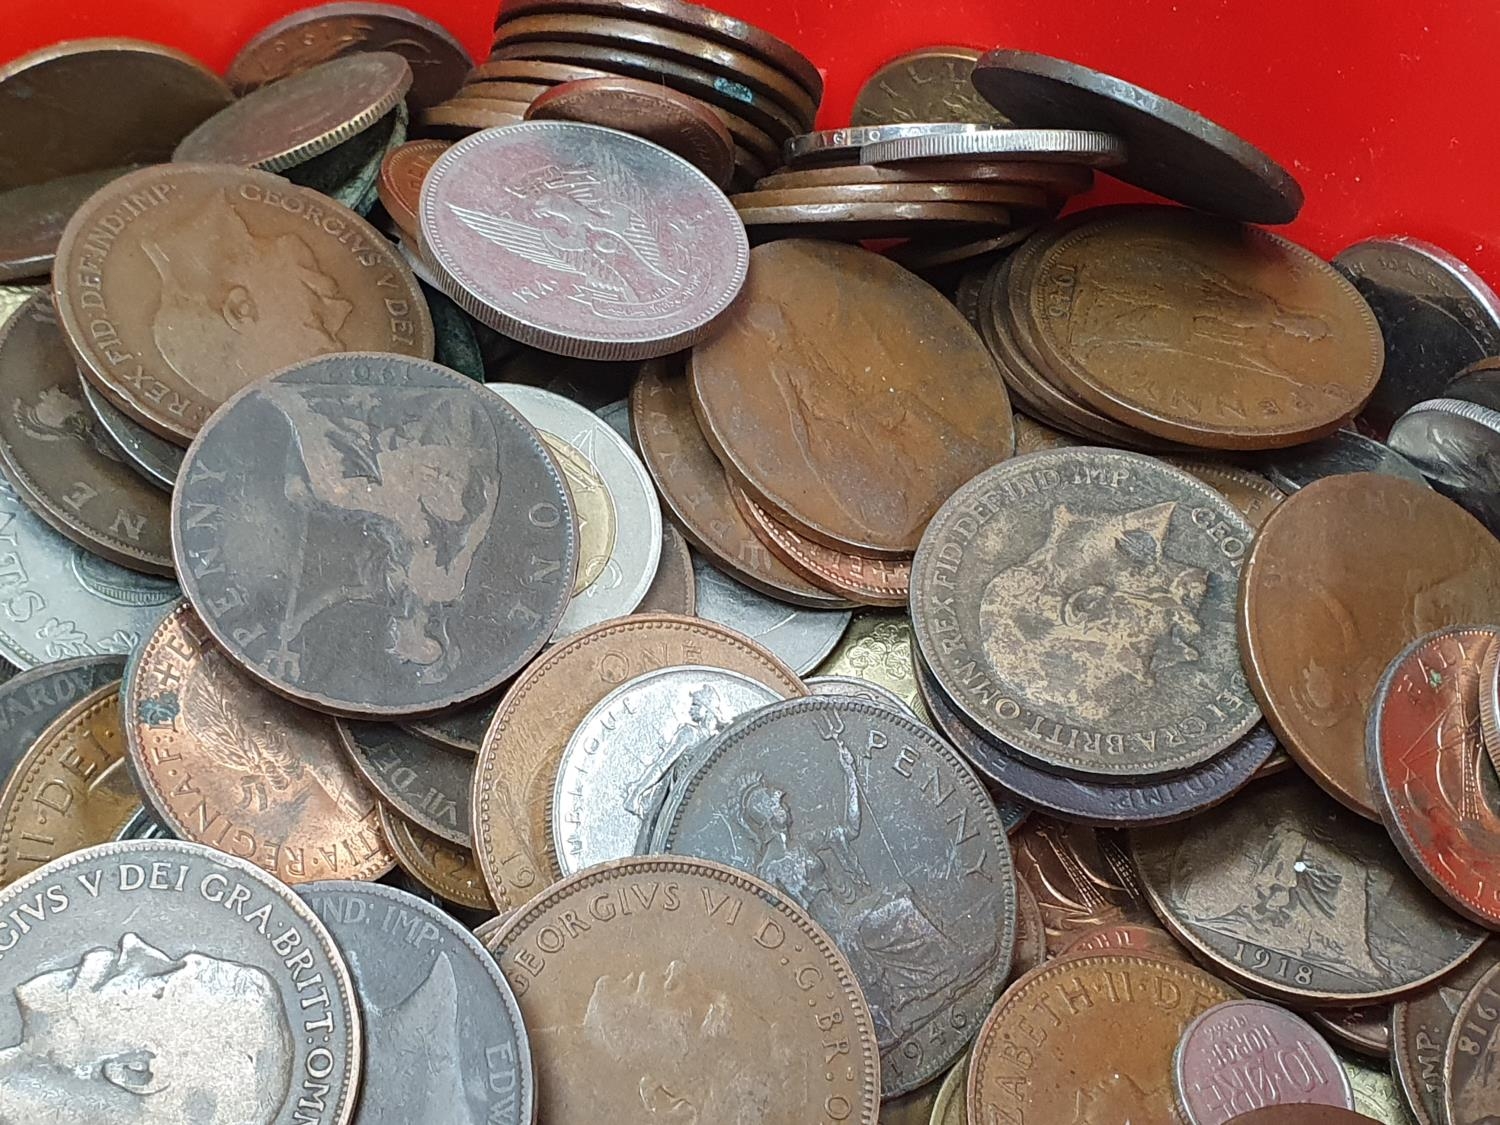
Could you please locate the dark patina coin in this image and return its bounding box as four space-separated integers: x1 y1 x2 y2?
1251 430 1429 494
79 377 183 491
852 47 1008 126
0 654 125 786
300 880 533 1125
1387 398 1500 536
172 352 576 717
657 695 1015 1096
1446 960 1500 1123
0 166 142 282
338 720 474 846
1391 942 1498 1125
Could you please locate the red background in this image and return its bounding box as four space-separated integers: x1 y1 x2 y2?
4 0 1498 285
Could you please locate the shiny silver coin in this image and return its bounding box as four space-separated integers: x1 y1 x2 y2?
691 553 851 673
1252 428 1429 494
0 840 362 1124
806 673 919 720
785 122 988 167
489 383 662 638
0 474 179 668
337 719 474 846
1387 397 1500 536
299 881 533 1125
79 376 182 491
0 654 125 785
860 126 1126 166
552 665 787 876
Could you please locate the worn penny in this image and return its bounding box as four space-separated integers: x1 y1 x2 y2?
1228 1109 1384 1125
338 720 473 846
852 47 1008 127
54 163 433 445
1010 816 1157 955
0 654 126 787
378 804 494 913
634 522 696 615
1239 474 1500 818
1166 457 1286 529
377 138 449 239
1390 942 1499 1125
1058 921 1186 962
1445 960 1500 1123
0 166 142 282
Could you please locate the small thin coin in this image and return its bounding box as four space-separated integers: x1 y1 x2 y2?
785 123 990 166
734 180 1051 208
0 654 126 786
417 102 526 135
853 47 1008 127
811 610 930 724
79 377 182 491
761 157 1095 194
692 554 852 673
635 522 696 615
1252 429 1429 493
0 165 142 282
1310 1007 1393 1060
377 138 450 238
734 198 1015 239
861 126 1126 166
338 719 474 846
1445 960 1500 1123
1387 398 1500 535
1390 942 1499 1125
378 804 494 912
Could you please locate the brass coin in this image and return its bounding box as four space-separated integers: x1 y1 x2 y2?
931 1055 969 1125
1343 1056 1417 1125
378 803 495 913
811 610 932 724
853 47 1008 127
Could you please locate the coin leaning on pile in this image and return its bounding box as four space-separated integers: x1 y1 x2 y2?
1 2 1499 1123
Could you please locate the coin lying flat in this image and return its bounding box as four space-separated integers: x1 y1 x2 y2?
1387 398 1500 535
1056 920 1186 962
692 554 852 672
488 856 879 1125
1445 960 1500 1124
79 377 182 491
0 165 142 282
0 839 362 1124
853 47 1008 126
1391 943 1498 1125
301 881 532 1125
0 654 125 787
173 352 575 717
1252 429 1429 494
377 804 494 912
338 720 473 846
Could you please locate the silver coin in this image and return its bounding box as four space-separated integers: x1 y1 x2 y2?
489 383 662 638
552 665 786 875
658 696 1015 1096
1387 397 1500 536
784 122 989 166
595 397 633 448
79 376 182 491
337 720 474 846
1333 236 1500 435
0 474 179 669
1252 428 1429 493
860 127 1126 166
691 553 851 673
0 840 362 1124
806 673 919 720
0 654 125 784
299 881 534 1125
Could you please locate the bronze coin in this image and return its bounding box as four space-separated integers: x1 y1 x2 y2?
733 199 1017 240
690 239 1014 556
758 159 1095 195
338 719 473 846
441 94 534 118
417 101 527 136
634 522 696 615
1390 942 1499 1125
1012 410 1077 454
1167 457 1287 529
1056 921 1188 962
1309 1006 1393 1059
378 803 495 912
1227 1110 1383 1125
885 227 1039 276
1011 817 1158 956
853 47 1007 127
125 603 397 884
0 38 231 192
968 953 1238 1123
630 357 849 608
376 137 450 239
471 614 804 909
176 52 412 171
1239 474 1500 818
0 165 141 282
526 76 736 187
1131 772 1487 1005
1445 960 1500 1123
467 58 612 84
0 296 172 574
1014 207 1383 450
460 79 554 102
1010 874 1047 979
54 163 433 445
489 856 878 1125
0 682 136 888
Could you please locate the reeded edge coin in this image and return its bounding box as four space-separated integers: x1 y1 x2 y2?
1482 642 1500 774
784 122 988 164
861 127 1126 166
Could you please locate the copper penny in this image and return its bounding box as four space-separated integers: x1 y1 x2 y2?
1011 817 1158 956
0 166 141 282
690 239 1014 556
1131 772 1487 1005
853 47 1006 127
1015 207 1383 449
1391 942 1499 1125
176 52 412 171
377 138 450 238
467 59 612 84
0 682 136 887
1239 474 1500 818
630 357 848 607
378 803 495 912
1058 921 1187 962
470 614 804 909
417 101 527 136
460 79 553 102
124 603 397 885
969 953 1238 1123
526 76 736 187
757 159 1096 197
490 856 877 1124
54 163 433 445
1226 1110 1383 1124
1309 1007 1393 1060
1010 874 1047 979
444 94 534 118
634 521 696 615
0 38 231 191
337 719 473 846
1444 959 1500 1123
0 295 172 574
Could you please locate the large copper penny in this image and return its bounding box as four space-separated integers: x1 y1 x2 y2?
1444 960 1500 1123
1016 207 1383 449
1368 626 1500 928
54 163 433 445
690 239 1014 556
1011 817 1158 956
1391 942 1499 1125
125 604 396 884
470 614 803 909
378 803 494 912
0 683 136 887
0 38 231 192
1131 773 1487 1005
0 166 141 282
377 138 450 239
338 719 473 846
1167 457 1287 529
968 953 1238 1123
489 856 878 1125
1239 474 1500 818
0 654 126 787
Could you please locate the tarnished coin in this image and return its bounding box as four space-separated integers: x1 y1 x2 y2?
490 383 661 636
126 604 396 885
813 610 930 723
1131 773 1487 1005
489 855 878 1125
0 285 40 330
0 166 142 282
853 47 1008 126
1252 430 1429 494
0 474 179 669
113 804 174 842
79 377 182 491
301 880 532 1125
1484 643 1500 775
1239 474 1500 818
284 95 409 214
553 665 786 874
0 654 125 786
1174 999 1354 1124
1166 458 1286 528
1390 942 1499 1125
0 38 231 191
1010 876 1046 977
0 684 136 887
0 296 172 573
971 50 1303 222
1309 1007 1392 1060
378 804 493 912
784 123 990 167
860 126 1125 166
692 554 852 673
1010 816 1157 955
1445 960 1500 1123
690 239 1014 556
418 101 527 135
176 53 412 170
1445 356 1500 408
1342 1059 1414 1125
1332 237 1500 434
54 163 433 445
969 953 1238 1124
338 720 472 846
227 2 471 109
658 696 1014 1094
635 522 695 615
1387 398 1500 534
0 839 362 1124
913 447 1260 778
1057 920 1186 962
420 121 748 359
173 353 574 717
807 674 919 719
932 1056 969 1125
1228 1110 1384 1125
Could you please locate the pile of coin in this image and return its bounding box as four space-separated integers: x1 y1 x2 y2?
2 2 1500 1122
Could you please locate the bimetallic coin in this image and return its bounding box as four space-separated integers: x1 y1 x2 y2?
692 554 852 673
852 48 1008 127
0 839 362 1124
377 805 493 912
339 720 473 846
806 674 918 719
1387 398 1500 535
79 378 182 491
0 654 125 786
1391 942 1499 1125
1253 430 1428 494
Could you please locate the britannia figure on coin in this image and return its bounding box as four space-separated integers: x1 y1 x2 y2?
0 933 293 1124
622 684 731 822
